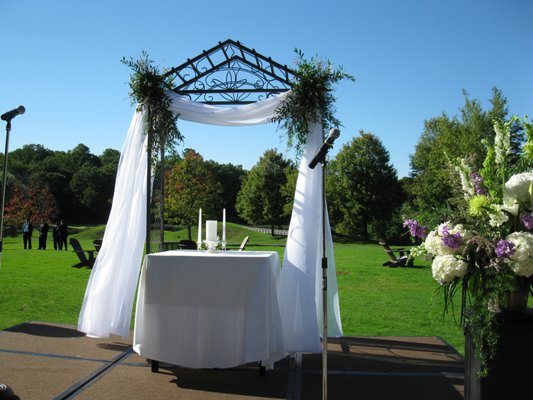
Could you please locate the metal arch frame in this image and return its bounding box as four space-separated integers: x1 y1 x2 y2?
148 39 297 254
163 39 296 105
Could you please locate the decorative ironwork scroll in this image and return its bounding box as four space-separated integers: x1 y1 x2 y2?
164 39 296 105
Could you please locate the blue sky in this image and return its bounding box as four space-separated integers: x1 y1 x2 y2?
1 0 531 177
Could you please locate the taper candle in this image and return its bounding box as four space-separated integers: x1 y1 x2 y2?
222 208 226 243
197 208 202 245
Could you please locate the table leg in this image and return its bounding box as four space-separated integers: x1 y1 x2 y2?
151 359 160 373
259 362 266 376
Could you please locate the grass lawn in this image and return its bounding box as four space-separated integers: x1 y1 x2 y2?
0 223 465 354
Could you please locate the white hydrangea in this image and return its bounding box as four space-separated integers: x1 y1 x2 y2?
505 231 533 277
503 172 533 213
431 255 468 285
425 230 455 256
488 205 510 227
423 222 471 257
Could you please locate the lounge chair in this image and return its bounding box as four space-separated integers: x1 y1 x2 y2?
93 239 102 252
378 241 413 267
178 239 197 250
239 236 250 251
69 238 96 268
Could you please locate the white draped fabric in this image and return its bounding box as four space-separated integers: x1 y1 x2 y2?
78 91 342 350
278 122 343 352
166 91 291 126
78 110 149 338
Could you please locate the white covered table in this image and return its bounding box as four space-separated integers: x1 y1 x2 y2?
133 250 286 370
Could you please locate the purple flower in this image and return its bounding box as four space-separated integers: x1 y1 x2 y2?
415 225 429 239
441 232 462 249
521 212 533 230
470 172 483 185
470 171 487 196
403 219 429 239
440 224 462 249
495 239 515 259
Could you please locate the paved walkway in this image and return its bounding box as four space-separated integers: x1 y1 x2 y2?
0 321 464 399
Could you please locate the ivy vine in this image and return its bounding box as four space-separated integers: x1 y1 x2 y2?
273 49 355 154
121 51 183 153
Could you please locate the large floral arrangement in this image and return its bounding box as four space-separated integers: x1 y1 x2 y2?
406 116 533 375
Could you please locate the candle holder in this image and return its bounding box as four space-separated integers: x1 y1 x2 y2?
221 241 227 251
203 240 219 253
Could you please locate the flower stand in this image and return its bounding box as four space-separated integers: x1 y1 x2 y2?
465 309 533 400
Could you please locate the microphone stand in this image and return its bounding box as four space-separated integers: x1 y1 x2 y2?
0 120 15 399
0 120 12 253
320 157 329 400
309 130 338 400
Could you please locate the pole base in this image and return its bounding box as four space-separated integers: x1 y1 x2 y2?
0 384 16 400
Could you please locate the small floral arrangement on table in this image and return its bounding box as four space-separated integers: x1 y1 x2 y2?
405 116 533 376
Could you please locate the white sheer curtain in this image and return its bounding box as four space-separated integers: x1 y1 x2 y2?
278 122 343 353
78 91 342 348
78 109 149 338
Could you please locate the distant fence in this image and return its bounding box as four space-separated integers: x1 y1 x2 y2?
244 226 288 236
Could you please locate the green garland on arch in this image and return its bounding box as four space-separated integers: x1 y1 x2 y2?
121 51 183 153
122 49 353 156
273 49 355 154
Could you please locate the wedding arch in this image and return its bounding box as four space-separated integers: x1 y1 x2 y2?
77 39 343 355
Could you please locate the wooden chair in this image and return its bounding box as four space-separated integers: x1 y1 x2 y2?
378 241 413 267
69 238 96 268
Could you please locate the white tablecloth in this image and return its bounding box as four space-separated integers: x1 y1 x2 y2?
133 250 286 369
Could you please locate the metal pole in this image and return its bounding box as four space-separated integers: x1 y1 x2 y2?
145 131 152 256
159 144 165 250
321 159 328 400
0 121 12 253
0 121 14 398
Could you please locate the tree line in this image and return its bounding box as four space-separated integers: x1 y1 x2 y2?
1 144 119 234
2 87 526 242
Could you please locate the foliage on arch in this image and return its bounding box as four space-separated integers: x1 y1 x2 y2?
272 49 355 153
121 51 183 154
122 48 354 154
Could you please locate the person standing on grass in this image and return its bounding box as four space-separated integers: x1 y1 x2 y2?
38 220 49 250
22 218 33 249
58 219 68 250
52 221 60 250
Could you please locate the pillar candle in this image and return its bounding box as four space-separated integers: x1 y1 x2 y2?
206 220 217 242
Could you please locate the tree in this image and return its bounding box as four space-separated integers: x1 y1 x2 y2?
4 181 59 235
98 148 121 213
205 160 247 222
328 131 403 241
236 149 294 235
165 149 222 239
3 143 121 224
408 88 514 224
